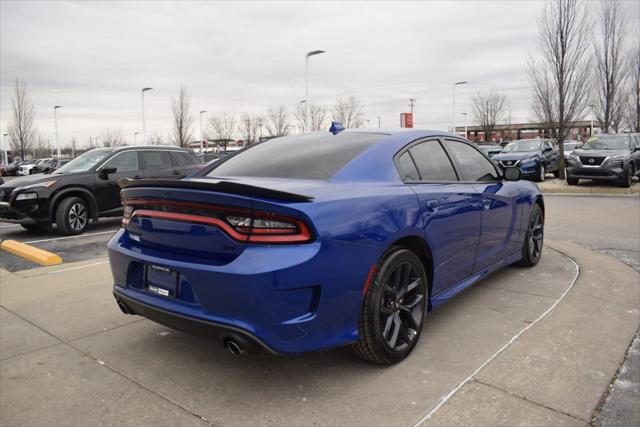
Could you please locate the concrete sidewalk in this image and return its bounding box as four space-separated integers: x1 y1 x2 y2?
538 178 640 196
1 242 638 426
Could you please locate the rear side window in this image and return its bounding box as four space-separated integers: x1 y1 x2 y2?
407 139 458 181
397 152 420 181
208 133 385 180
446 140 500 182
170 151 198 166
142 151 172 169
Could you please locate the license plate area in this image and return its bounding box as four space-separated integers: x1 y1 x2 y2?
144 265 178 298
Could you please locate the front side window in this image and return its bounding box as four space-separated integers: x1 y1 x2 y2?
407 139 458 181
446 140 500 182
103 151 139 172
142 151 172 168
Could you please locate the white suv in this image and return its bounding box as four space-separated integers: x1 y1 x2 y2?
18 159 51 175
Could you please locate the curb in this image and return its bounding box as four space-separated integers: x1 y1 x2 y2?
0 239 63 266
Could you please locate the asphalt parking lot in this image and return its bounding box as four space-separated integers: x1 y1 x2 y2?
1 188 639 426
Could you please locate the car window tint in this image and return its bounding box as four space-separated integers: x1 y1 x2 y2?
446 140 499 182
142 151 172 168
397 152 420 181
408 140 458 181
169 151 191 166
103 151 138 172
209 133 385 180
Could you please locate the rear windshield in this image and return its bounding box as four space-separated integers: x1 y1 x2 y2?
207 132 385 180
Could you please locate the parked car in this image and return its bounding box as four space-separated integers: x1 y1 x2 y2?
34 157 73 174
196 152 222 163
6 160 31 176
562 140 580 160
0 146 202 234
565 134 640 187
108 129 544 364
492 139 560 182
18 158 51 175
476 143 502 158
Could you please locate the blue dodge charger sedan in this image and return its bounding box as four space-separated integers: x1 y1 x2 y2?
108 129 544 364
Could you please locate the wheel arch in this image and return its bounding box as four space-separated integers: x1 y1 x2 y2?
49 187 99 222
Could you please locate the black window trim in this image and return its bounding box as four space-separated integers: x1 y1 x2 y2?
393 137 461 184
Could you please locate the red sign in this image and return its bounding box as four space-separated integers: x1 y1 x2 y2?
400 112 413 128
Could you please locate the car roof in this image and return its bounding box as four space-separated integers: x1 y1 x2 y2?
113 145 189 152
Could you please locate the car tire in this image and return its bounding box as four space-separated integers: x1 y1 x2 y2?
515 203 544 268
534 164 545 182
353 246 428 365
55 196 89 235
620 164 634 188
566 175 578 185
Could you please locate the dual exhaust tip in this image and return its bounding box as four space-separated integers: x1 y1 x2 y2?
116 298 254 356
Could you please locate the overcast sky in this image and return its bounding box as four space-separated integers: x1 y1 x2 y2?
1 0 639 148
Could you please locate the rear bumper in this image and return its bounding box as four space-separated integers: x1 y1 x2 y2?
107 228 382 354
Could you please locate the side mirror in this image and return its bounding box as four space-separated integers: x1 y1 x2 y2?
543 146 553 152
503 166 521 181
98 167 117 179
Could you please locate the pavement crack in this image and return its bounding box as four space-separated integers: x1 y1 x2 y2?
472 378 589 423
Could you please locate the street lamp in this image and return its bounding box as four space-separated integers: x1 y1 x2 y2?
199 110 207 153
54 106 62 157
305 50 326 132
460 112 468 139
452 81 468 134
134 132 140 144
588 104 594 136
2 133 8 164
378 116 381 128
141 87 153 144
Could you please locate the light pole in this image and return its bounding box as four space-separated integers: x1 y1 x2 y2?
134 132 140 144
258 118 264 141
365 119 371 128
2 133 8 164
452 81 468 133
460 112 468 138
299 100 307 132
408 98 416 115
588 104 594 137
54 106 62 157
141 87 153 144
199 110 207 153
305 50 326 132
377 116 381 128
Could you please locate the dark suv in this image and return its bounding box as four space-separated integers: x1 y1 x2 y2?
0 146 203 234
491 139 560 182
566 134 640 187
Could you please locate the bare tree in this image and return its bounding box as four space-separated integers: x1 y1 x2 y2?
238 113 261 145
100 128 125 147
528 0 591 178
264 105 292 137
149 134 164 145
294 102 328 132
8 78 36 159
626 44 640 132
471 89 508 142
31 131 51 158
170 85 193 147
593 0 628 133
332 96 364 128
208 113 236 151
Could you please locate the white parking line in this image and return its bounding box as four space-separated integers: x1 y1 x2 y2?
24 229 119 244
411 247 580 427
47 260 109 274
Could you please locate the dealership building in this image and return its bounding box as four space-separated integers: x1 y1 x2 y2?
455 120 595 143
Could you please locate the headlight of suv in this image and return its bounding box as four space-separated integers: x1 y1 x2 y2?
520 158 538 167
15 192 38 201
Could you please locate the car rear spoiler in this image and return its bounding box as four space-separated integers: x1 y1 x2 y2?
119 178 314 202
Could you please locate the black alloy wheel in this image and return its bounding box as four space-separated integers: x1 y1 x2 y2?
516 203 544 267
354 247 428 364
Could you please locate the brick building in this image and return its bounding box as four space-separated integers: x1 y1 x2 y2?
456 120 595 143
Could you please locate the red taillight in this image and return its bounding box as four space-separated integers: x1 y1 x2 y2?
122 199 312 244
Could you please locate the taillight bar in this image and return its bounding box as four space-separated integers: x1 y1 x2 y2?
122 199 312 244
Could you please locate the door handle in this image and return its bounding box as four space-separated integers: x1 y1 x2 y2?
482 199 491 210
133 175 141 179
426 200 438 212
172 170 182 176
